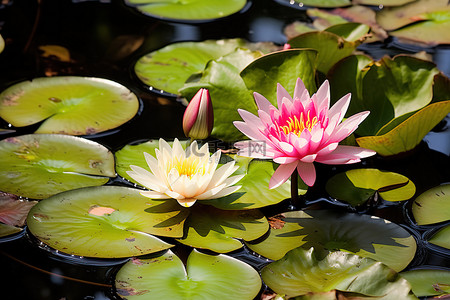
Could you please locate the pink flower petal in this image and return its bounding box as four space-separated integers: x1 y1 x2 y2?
315 145 376 164
293 78 307 100
297 161 316 186
269 162 297 189
237 109 265 129
233 121 267 141
277 83 292 108
274 156 299 164
254 92 273 112
314 80 330 111
329 111 370 143
328 93 351 124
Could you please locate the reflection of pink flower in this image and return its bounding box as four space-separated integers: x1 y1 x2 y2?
234 78 376 188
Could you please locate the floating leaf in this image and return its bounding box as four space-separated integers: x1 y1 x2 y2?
203 156 306 210
0 134 115 199
0 76 139 135
115 249 261 300
288 31 361 74
246 210 416 271
356 100 450 156
400 269 450 297
353 0 415 6
428 224 450 249
27 186 189 258
124 0 247 22
38 45 71 62
134 39 252 95
376 0 449 31
326 168 415 206
0 34 4 54
0 192 37 226
261 247 416 299
324 22 370 42
177 204 268 253
277 0 351 8
412 184 450 226
0 223 22 238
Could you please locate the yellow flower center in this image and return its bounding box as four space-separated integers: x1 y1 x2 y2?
169 156 206 178
280 111 318 136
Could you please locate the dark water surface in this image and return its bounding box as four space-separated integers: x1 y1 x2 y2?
0 0 449 299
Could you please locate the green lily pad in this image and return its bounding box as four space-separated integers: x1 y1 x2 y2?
288 30 362 74
261 247 416 299
400 269 450 297
125 0 247 22
412 184 450 225
279 0 351 8
203 156 306 210
324 23 371 42
27 185 190 258
428 224 450 249
326 168 416 206
0 223 22 238
0 134 115 199
134 39 254 95
356 100 450 156
246 210 416 271
376 0 449 31
0 76 139 135
115 249 261 300
177 204 268 253
0 34 4 54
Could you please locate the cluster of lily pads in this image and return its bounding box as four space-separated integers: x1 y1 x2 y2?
0 0 449 299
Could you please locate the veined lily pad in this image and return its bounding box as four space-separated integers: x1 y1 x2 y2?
276 0 351 8
246 210 416 271
428 224 450 249
261 247 416 299
177 204 268 253
288 30 362 74
356 100 450 156
0 76 139 135
324 23 371 43
325 168 416 206
400 269 450 297
412 184 450 225
203 155 306 210
124 0 248 23
376 0 449 31
353 0 415 6
0 134 115 199
134 39 256 95
27 185 190 258
115 249 261 300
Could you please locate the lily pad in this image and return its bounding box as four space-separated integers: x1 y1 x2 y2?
326 168 416 206
203 155 306 210
288 30 362 74
428 224 450 249
0 134 115 199
376 0 449 31
115 249 261 300
0 223 22 238
0 193 37 226
134 39 254 95
400 269 450 297
27 185 190 258
261 247 416 299
0 76 139 135
353 0 415 6
324 22 371 42
125 0 248 22
411 184 450 225
246 210 416 271
276 0 351 8
356 100 450 156
177 204 268 253
0 34 4 54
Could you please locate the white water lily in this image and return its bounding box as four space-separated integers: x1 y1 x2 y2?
127 138 244 207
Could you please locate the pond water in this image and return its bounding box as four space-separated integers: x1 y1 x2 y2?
0 0 449 299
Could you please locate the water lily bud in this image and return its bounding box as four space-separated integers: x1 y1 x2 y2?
183 88 214 140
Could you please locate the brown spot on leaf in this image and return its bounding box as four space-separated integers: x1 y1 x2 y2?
85 127 97 135
89 160 102 169
268 213 286 229
88 205 115 216
48 97 62 103
117 288 150 296
126 237 136 242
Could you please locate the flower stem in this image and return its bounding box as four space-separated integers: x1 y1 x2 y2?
290 169 299 208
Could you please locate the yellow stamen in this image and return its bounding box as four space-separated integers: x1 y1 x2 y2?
279 111 318 136
168 156 206 178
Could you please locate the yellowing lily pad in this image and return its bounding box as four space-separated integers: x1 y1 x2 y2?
27 186 190 258
326 168 416 206
177 204 268 253
0 76 139 135
276 0 351 8
115 249 261 300
400 269 450 297
411 184 450 225
261 247 416 299
0 223 22 238
246 210 416 271
125 0 248 22
0 134 115 199
428 224 450 249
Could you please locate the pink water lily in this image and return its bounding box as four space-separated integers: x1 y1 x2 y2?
233 78 376 188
